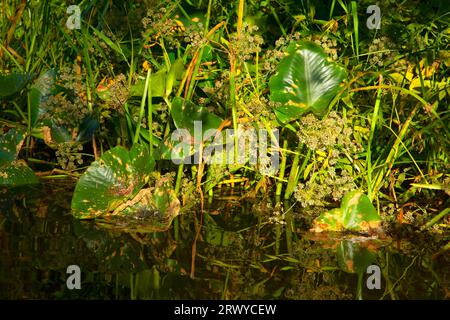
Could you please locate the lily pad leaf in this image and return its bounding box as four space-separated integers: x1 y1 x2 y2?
106 178 181 232
0 160 39 186
71 144 155 219
0 128 39 186
340 191 381 231
311 191 381 233
0 128 26 166
269 41 346 122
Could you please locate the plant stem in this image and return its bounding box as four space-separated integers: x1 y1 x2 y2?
367 76 383 199
147 68 153 155
276 139 288 197
133 69 151 145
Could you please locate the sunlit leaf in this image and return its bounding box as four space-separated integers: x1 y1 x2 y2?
0 128 38 186
71 144 155 218
171 96 223 136
311 191 381 232
0 160 39 186
269 41 346 122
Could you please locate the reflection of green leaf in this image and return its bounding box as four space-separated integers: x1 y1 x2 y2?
337 240 376 275
269 41 346 122
72 220 147 272
204 214 239 246
71 144 155 218
311 191 381 232
0 73 31 98
171 97 223 136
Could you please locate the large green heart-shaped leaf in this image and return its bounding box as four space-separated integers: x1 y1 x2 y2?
0 128 25 166
129 59 184 99
311 191 381 232
0 160 39 186
171 96 223 137
71 144 155 219
0 128 39 186
104 178 181 232
340 191 381 231
269 41 346 122
0 73 31 98
28 69 57 127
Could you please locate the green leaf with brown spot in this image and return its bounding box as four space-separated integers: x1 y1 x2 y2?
0 128 39 186
0 128 26 166
0 160 39 186
340 191 381 231
71 144 155 219
311 191 381 233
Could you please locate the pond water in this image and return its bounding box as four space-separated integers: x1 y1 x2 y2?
1 181 448 300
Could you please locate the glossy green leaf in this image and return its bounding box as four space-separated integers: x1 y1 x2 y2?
310 208 344 232
107 179 180 232
0 73 31 98
130 60 185 99
76 116 100 143
311 191 381 232
340 191 381 231
171 96 223 136
0 128 39 186
0 128 25 166
0 160 39 186
130 68 167 98
71 144 155 219
269 41 346 122
165 58 185 97
154 135 194 161
28 69 57 127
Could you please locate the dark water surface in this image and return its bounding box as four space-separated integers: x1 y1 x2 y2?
1 181 449 299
